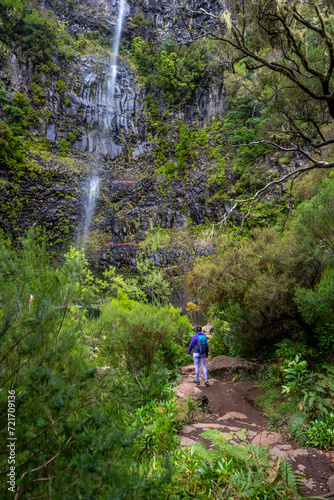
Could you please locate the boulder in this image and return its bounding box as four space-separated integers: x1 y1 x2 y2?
180 436 197 447
251 431 282 446
202 323 213 335
206 355 260 379
328 474 334 491
173 382 208 403
181 365 195 376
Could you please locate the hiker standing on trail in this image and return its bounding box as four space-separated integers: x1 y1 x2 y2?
188 325 209 387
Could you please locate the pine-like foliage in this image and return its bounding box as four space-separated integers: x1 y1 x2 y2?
0 229 166 499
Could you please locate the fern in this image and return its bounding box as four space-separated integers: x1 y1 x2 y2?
246 444 273 468
192 440 220 467
288 412 307 446
201 428 232 447
278 459 305 492
229 468 258 498
194 429 305 499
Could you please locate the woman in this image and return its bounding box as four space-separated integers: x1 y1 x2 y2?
187 325 209 386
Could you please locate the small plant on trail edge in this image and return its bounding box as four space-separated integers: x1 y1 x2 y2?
281 355 314 399
304 413 334 450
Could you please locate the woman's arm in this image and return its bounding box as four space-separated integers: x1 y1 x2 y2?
187 335 197 354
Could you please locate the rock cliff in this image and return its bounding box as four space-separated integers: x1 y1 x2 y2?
0 0 229 270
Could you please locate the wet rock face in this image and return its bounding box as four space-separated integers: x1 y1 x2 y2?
2 0 227 159
3 54 142 160
39 0 116 37
64 56 141 160
94 166 225 239
98 240 214 269
0 0 230 268
133 0 220 44
0 170 81 245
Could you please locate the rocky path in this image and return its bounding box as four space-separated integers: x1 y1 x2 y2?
174 360 334 499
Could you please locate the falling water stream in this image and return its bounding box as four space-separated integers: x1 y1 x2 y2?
108 0 126 102
79 176 100 248
78 0 126 248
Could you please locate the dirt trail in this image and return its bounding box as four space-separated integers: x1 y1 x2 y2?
176 363 334 499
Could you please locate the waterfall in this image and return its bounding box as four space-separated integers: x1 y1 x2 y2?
78 176 100 249
108 0 126 102
78 1 126 249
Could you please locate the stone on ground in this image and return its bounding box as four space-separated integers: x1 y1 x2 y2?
181 365 195 376
181 425 195 434
193 423 223 429
173 382 207 402
251 431 282 446
328 474 334 491
206 355 260 379
218 412 248 421
180 436 197 447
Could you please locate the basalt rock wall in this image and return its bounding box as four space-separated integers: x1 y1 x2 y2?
0 0 230 269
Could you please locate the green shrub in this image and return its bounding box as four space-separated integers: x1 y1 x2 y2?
55 80 69 94
132 394 183 458
0 120 26 174
58 137 69 156
31 82 46 106
92 294 191 379
164 160 175 176
0 229 153 498
304 413 334 449
187 228 304 356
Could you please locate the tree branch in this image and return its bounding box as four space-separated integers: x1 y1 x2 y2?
208 141 334 234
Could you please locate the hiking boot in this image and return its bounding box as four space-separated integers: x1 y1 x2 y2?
204 380 209 387
193 379 200 385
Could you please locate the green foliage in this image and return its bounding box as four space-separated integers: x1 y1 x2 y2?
130 37 213 103
188 228 304 356
0 229 154 498
175 124 196 173
281 355 314 401
0 1 89 65
135 256 172 305
0 87 39 139
23 8 58 63
293 176 334 259
0 120 26 175
304 413 334 450
58 137 69 157
163 160 175 176
30 82 46 106
55 79 69 94
92 294 191 384
172 429 305 499
295 268 334 351
257 348 334 446
274 339 318 362
132 395 183 458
